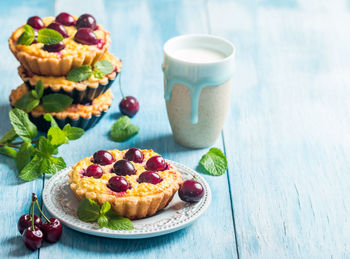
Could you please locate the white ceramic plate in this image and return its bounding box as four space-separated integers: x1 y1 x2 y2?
42 160 211 239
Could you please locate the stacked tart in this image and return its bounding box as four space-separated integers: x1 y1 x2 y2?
8 13 121 131
68 149 183 219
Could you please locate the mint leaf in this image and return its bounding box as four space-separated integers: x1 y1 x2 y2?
14 92 38 112
110 116 139 142
26 99 40 112
34 80 44 99
19 155 44 181
0 129 17 144
100 202 111 215
199 148 227 176
0 145 17 158
48 127 67 146
16 24 35 45
9 108 37 142
38 137 57 156
41 156 66 175
62 124 84 140
43 114 59 128
93 60 113 78
106 210 134 230
97 215 109 228
77 198 100 222
16 142 34 171
66 65 92 82
37 28 63 45
42 94 73 112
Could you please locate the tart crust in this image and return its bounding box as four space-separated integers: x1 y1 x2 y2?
10 83 113 120
18 52 122 92
9 17 111 76
68 149 183 219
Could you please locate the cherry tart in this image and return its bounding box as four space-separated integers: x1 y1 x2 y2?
18 52 121 104
9 84 113 131
9 14 111 76
68 149 183 219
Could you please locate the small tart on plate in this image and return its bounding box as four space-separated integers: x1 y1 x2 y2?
68 149 183 219
9 16 111 76
18 52 122 104
9 84 113 130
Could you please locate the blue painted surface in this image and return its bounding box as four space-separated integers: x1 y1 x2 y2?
0 0 349 258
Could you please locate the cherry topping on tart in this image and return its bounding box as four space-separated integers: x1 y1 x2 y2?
43 41 65 52
84 164 103 179
93 150 115 165
27 16 45 30
113 159 136 176
55 12 75 26
74 28 99 45
124 148 144 163
137 171 162 184
108 176 130 192
146 156 167 171
47 22 69 38
76 14 97 30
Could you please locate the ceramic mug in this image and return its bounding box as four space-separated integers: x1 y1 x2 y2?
162 34 236 148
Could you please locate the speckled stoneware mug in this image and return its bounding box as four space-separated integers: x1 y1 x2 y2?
162 34 236 148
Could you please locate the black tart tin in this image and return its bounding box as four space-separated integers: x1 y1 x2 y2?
29 111 107 132
24 76 117 104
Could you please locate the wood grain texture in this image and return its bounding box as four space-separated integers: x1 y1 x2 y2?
208 0 350 258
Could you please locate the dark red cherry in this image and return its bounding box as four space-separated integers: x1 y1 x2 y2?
22 226 43 251
56 12 75 26
113 159 136 176
178 180 204 203
47 22 68 38
119 96 139 117
27 16 45 30
18 214 42 234
74 28 98 45
76 14 97 30
41 218 62 243
138 171 162 184
146 156 167 171
93 150 115 165
43 41 65 52
84 164 103 179
124 148 144 163
108 176 129 192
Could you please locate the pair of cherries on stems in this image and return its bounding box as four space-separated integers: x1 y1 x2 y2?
18 193 62 251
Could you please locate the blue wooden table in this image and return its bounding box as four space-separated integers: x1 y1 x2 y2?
1 0 350 258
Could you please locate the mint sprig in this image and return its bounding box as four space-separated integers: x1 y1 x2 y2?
16 25 63 46
67 60 114 82
77 198 134 230
110 115 139 142
16 24 35 46
14 80 73 113
199 148 227 176
0 108 84 181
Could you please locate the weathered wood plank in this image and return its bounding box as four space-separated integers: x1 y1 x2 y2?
209 0 350 257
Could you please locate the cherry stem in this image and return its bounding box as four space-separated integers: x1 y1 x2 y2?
118 71 124 98
31 202 35 230
35 200 50 223
28 201 34 217
0 139 39 148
